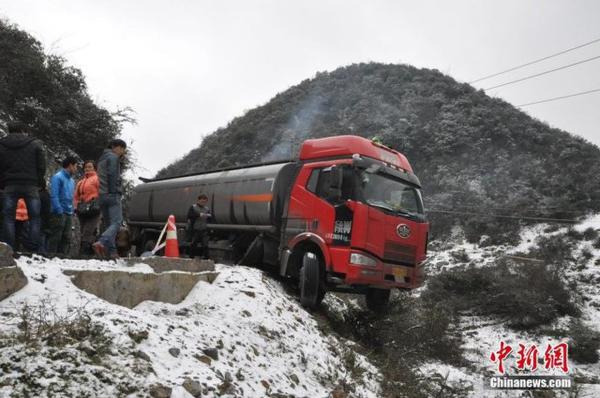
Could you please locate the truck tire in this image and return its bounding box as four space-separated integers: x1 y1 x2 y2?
366 288 390 313
299 252 324 309
141 239 160 256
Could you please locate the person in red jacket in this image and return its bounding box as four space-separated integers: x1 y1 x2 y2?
74 160 100 255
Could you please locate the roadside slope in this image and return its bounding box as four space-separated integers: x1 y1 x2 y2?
0 259 380 397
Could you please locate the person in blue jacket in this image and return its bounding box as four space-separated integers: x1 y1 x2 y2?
47 156 78 255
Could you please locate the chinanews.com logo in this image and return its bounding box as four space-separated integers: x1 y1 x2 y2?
487 340 572 390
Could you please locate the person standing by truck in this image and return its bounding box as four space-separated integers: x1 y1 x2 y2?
74 160 100 255
48 156 78 255
186 194 211 259
0 121 46 252
92 139 127 258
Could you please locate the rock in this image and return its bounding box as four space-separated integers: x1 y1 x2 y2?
290 374 299 384
195 354 212 365
31 273 47 283
134 350 152 362
235 368 245 381
125 257 215 273
183 378 202 397
241 290 255 298
128 329 149 343
203 348 219 360
64 269 219 308
149 383 172 398
175 308 190 316
78 341 97 356
0 266 27 301
168 347 180 357
0 243 16 268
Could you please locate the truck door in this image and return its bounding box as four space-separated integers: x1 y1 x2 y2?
307 165 355 246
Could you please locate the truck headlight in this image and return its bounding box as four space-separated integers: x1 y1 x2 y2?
350 252 377 267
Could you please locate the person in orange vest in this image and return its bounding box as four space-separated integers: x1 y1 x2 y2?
15 198 30 251
74 160 101 255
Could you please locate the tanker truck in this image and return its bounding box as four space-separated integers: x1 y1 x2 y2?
128 135 429 310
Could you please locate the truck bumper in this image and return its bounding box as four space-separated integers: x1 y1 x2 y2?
329 248 424 290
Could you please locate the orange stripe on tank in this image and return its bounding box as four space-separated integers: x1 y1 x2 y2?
231 193 273 202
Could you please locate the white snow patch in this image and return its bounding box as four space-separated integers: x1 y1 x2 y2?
0 257 381 397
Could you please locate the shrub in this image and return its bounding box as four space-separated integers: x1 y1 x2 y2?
579 248 593 263
566 228 584 240
14 298 111 355
322 292 466 397
543 225 561 234
568 320 600 364
450 249 470 263
582 228 599 241
530 234 574 265
422 259 579 329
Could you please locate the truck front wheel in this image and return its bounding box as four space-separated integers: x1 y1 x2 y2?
366 288 391 313
299 252 324 309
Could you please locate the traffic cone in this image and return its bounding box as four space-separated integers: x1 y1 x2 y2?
164 215 180 258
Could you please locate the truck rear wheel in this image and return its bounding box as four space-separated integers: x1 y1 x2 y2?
140 238 160 256
366 288 391 313
299 252 324 309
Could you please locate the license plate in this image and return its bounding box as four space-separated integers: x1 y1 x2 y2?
392 267 407 278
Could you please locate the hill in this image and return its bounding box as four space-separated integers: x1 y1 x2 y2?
156 63 600 241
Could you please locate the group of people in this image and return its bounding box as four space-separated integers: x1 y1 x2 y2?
0 121 127 259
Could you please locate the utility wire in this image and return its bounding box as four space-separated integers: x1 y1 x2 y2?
427 203 591 214
469 37 600 84
483 54 600 90
517 87 600 107
426 209 578 224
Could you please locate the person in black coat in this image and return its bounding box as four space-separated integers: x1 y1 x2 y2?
0 121 46 251
186 194 211 259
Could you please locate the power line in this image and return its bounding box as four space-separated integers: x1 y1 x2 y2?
427 201 585 211
483 54 600 91
429 205 589 214
426 209 578 224
517 87 600 107
469 37 600 84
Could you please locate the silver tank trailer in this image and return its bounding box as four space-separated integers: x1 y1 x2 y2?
128 162 296 228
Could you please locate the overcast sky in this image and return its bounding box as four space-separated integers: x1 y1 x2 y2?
1 0 599 177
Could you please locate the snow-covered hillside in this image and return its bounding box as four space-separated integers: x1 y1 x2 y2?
414 216 600 397
0 258 380 398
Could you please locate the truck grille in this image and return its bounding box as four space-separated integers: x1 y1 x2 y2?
384 241 416 266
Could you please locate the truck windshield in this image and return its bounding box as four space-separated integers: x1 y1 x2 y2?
357 170 424 217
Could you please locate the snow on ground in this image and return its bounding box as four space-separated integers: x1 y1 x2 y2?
0 257 381 397
418 214 600 397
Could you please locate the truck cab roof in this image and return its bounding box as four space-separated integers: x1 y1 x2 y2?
299 135 413 173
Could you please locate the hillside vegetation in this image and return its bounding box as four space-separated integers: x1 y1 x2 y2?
0 19 131 165
157 63 600 240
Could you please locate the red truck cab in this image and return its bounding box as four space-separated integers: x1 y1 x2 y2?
280 136 429 311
